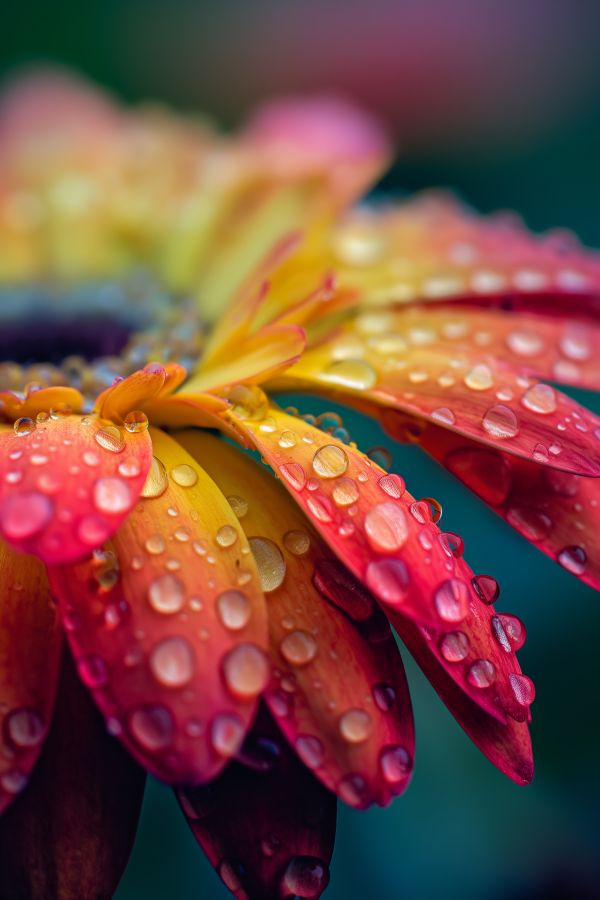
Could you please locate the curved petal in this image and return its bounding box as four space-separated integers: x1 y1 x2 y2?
223 401 524 724
0 650 145 898
0 413 152 565
278 317 600 476
178 705 336 900
177 430 414 808
0 385 84 420
393 614 533 785
327 193 600 317
384 410 600 591
0 538 61 815
94 362 168 422
49 428 268 784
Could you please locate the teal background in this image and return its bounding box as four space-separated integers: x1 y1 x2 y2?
3 2 600 898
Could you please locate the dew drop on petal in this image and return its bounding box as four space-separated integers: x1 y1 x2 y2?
215 524 238 548
379 745 412 784
295 734 325 769
129 704 173 750
141 457 168 498
373 683 397 711
216 590 251 631
170 463 198 487
339 708 372 744
439 630 470 662
150 636 195 687
280 856 330 899
431 407 456 426
283 529 311 556
248 536 286 592
94 424 125 453
221 644 270 699
467 659 497 689
211 712 245 757
332 476 359 506
434 579 470 623
5 709 45 748
557 545 587 575
364 502 409 552
521 383 557 415
321 358 378 390
145 534 165 555
13 417 35 437
509 673 536 707
227 495 248 518
148 573 185 614
77 654 109 688
0 491 53 541
471 574 500 605
312 444 349 479
123 410 149 433
378 473 405 499
366 559 410 605
280 630 317 666
279 462 306 491
464 364 494 391
93 477 132 515
482 405 519 439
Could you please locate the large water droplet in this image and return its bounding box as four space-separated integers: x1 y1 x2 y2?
379 745 412 783
13 417 35 437
95 424 125 453
93 477 132 515
280 856 330 899
248 536 286 591
280 630 317 666
222 644 270 698
123 410 149 433
216 590 251 631
439 631 470 662
150 636 195 687
364 502 409 552
521 383 557 415
170 463 198 487
312 444 349 479
0 491 53 540
434 579 469 623
482 405 519 439
365 558 410 605
467 659 497 689
148 573 185 614
141 456 168 498
464 363 494 391
339 708 372 744
471 574 500 605
321 359 378 390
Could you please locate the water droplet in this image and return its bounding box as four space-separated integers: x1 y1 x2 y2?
217 590 251 631
332 476 359 506
506 331 544 357
280 630 317 666
339 708 372 744
95 424 125 453
227 495 248 518
5 708 45 748
141 457 168 497
0 491 53 540
170 463 198 487
222 644 270 698
312 444 349 479
13 417 35 437
506 506 551 542
467 659 497 689
278 429 298 448
248 536 286 592
365 559 410 605
482 405 519 439
378 473 405 499
93 477 132 515
150 636 195 687
145 534 165 555
557 544 587 575
364 502 409 552
283 529 311 556
439 630 470 662
129 704 173 750
464 364 494 391
219 860 243 891
509 673 536 707
280 462 306 491
379 745 412 783
148 573 185 614
472 574 500 605
216 524 238 548
1 770 27 794
322 358 377 390
522 383 557 415
227 383 268 421
306 494 333 523
210 713 245 757
118 458 141 478
434 579 469 623
338 773 369 808
123 410 149 433
373 682 397 711
495 613 526 651
77 514 110 547
280 856 329 898
431 407 456 426
295 734 325 769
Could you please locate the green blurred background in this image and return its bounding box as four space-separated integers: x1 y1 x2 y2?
3 1 600 898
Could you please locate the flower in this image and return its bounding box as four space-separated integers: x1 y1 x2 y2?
0 70 598 900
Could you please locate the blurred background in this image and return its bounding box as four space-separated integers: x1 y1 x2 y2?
3 1 600 898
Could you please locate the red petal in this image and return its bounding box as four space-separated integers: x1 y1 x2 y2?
49 428 268 784
281 319 600 477
385 411 600 590
0 539 61 814
178 706 336 900
394 614 533 785
178 430 414 808
0 650 145 897
0 413 152 565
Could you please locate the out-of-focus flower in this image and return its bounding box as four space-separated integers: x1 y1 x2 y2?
0 71 598 900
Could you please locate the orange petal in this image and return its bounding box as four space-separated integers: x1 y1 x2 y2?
0 651 145 897
278 314 600 476
178 705 336 900
0 414 152 564
177 430 414 808
395 614 533 785
385 411 600 591
0 385 83 421
326 192 600 314
94 363 168 422
0 538 62 814
49 427 268 784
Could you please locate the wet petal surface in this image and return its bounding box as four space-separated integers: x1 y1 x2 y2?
49 428 268 783
178 706 336 900
0 413 152 564
178 430 414 807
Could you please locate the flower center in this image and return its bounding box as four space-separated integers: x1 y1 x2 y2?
0 275 206 403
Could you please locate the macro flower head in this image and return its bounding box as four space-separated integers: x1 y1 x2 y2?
0 70 599 900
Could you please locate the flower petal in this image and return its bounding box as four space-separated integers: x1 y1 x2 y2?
94 362 168 422
385 411 600 590
0 650 145 897
177 430 414 808
225 403 529 725
0 413 152 564
393 614 533 785
326 193 600 316
178 705 336 900
48 427 268 784
0 538 61 814
279 315 600 476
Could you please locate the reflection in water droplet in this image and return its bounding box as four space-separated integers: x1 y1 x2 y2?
312 444 349 479
171 463 198 487
482 405 519 439
222 644 270 699
339 708 372 744
248 536 286 591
